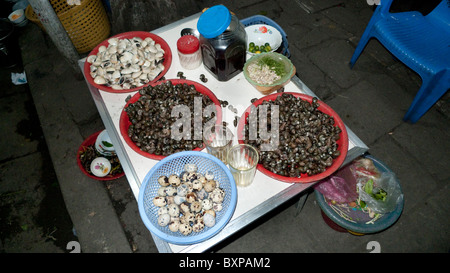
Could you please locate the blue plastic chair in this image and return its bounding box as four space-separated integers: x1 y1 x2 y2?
350 0 450 123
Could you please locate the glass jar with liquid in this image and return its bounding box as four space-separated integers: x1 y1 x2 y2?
197 5 247 81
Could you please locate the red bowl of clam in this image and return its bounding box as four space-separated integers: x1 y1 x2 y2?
84 31 172 93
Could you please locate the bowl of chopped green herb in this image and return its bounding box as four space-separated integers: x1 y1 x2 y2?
243 52 295 95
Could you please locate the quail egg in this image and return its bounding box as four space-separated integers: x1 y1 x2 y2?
204 180 216 192
180 202 190 214
184 163 198 173
174 195 186 205
158 175 169 186
192 220 205 232
198 175 207 184
201 199 213 210
165 186 177 196
203 213 216 227
205 171 214 180
204 209 216 217
180 211 195 224
210 188 225 203
179 223 192 235
177 184 189 197
157 186 167 197
167 203 180 217
166 196 175 205
184 172 198 182
157 206 169 215
169 220 180 232
168 174 181 187
213 202 223 212
196 188 208 200
153 196 166 207
190 200 202 213
192 179 203 191
186 192 197 203
158 213 170 227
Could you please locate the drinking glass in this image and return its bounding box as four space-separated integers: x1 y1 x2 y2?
227 144 259 187
203 124 234 164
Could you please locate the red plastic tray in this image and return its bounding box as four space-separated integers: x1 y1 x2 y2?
77 130 125 181
237 92 348 183
83 31 172 93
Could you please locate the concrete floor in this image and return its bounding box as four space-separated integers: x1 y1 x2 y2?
1 0 449 253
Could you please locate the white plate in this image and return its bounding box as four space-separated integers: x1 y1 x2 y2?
245 24 282 54
90 157 112 177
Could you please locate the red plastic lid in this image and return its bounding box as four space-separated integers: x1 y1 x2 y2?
177 35 200 54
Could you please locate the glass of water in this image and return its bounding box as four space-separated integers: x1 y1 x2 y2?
227 144 259 187
203 124 234 164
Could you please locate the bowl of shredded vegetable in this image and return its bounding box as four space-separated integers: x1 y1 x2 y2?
243 52 295 95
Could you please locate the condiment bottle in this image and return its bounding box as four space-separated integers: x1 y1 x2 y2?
197 5 247 81
177 35 202 70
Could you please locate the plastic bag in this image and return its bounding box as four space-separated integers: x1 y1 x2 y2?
11 72 27 85
357 171 403 214
353 157 381 179
314 163 358 203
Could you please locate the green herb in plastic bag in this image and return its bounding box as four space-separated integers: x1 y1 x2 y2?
364 179 387 201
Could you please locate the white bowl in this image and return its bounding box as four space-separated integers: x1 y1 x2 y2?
8 9 27 26
245 24 282 54
95 130 115 156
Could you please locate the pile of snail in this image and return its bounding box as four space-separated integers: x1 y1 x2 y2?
124 80 217 156
242 93 342 177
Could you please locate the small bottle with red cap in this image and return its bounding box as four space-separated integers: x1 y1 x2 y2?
177 34 202 70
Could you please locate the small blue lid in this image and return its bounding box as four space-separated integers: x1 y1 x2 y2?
197 5 231 39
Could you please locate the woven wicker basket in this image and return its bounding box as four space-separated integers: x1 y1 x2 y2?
25 0 110 53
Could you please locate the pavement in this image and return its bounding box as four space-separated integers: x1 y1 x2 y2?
1 0 449 253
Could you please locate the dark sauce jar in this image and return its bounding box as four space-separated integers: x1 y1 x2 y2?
197 5 247 82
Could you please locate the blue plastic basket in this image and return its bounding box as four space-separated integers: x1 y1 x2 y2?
138 151 237 245
241 15 291 58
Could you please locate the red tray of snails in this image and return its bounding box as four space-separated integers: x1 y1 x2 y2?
77 130 125 181
237 92 348 183
119 79 223 161
84 31 172 93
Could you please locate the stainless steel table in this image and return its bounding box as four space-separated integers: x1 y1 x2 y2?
79 12 368 253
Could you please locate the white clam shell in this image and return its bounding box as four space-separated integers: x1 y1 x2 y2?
108 37 118 46
93 76 106 85
87 55 97 64
98 45 107 53
111 84 123 90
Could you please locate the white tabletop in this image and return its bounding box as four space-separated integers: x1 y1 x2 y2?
79 12 368 253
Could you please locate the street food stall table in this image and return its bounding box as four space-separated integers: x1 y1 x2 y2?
79 12 368 253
